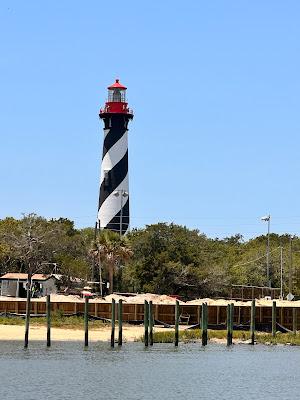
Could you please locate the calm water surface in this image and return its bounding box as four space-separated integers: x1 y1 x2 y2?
0 341 299 400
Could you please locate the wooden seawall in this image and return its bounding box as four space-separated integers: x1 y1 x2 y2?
0 299 300 331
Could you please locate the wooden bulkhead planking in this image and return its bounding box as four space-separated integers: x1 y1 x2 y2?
0 299 299 330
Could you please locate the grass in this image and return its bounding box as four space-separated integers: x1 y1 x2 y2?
146 329 250 343
140 329 251 343
0 312 108 329
0 316 24 326
140 329 300 345
257 333 300 346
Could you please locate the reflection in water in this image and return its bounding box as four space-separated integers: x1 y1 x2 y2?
0 342 300 400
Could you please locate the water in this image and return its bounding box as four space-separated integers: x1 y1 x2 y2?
0 341 300 400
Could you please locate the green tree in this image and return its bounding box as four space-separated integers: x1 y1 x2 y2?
125 223 229 298
90 230 132 294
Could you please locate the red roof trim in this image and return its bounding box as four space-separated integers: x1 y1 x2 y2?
108 79 127 90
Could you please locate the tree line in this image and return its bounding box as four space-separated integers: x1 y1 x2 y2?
0 214 299 299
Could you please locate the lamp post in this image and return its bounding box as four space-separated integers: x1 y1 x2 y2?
280 246 283 299
113 190 129 235
261 215 271 287
289 235 295 296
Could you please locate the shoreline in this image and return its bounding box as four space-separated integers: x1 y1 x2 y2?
1 324 299 346
0 324 167 342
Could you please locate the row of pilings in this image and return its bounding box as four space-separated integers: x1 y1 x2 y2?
23 297 297 348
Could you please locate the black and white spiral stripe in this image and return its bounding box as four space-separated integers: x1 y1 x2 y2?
98 115 130 234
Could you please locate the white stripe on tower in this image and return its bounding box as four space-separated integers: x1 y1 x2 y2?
100 131 128 185
98 174 129 229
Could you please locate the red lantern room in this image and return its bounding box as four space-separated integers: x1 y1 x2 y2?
99 79 133 117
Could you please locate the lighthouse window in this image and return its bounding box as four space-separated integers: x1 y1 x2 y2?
108 88 126 102
112 89 121 102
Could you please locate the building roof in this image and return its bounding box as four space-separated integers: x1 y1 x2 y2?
0 273 52 281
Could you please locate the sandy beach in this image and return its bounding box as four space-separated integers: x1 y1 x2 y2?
0 324 171 342
0 324 236 345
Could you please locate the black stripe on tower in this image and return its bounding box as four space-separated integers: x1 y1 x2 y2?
102 115 129 158
99 150 128 208
106 198 129 235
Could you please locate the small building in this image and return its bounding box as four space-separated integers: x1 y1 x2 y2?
0 273 57 298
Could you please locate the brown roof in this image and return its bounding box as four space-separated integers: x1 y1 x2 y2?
0 273 52 281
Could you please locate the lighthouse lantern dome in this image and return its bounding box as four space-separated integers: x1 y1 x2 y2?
107 79 127 103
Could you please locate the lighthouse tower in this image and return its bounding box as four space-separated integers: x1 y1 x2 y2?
98 79 133 235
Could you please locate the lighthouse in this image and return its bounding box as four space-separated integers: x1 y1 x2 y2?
97 79 133 235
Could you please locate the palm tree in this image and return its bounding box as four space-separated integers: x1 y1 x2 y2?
90 230 132 295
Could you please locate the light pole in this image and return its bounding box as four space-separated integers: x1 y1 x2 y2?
280 246 283 299
289 235 295 296
113 190 129 235
98 252 103 297
261 215 271 287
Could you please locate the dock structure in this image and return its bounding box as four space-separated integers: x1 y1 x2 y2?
0 298 299 332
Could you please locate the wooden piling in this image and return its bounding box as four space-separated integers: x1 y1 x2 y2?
201 303 208 346
231 303 234 344
144 300 149 347
204 303 209 346
84 297 89 347
118 299 123 346
149 301 153 346
198 304 202 338
227 304 233 346
293 307 297 335
24 274 32 348
272 300 276 337
46 294 51 347
111 299 115 347
175 300 179 347
250 300 255 345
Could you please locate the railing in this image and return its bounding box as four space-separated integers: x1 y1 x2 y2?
99 106 133 115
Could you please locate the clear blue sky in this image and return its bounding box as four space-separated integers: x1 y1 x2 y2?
1 1 300 239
